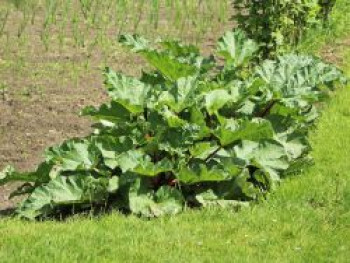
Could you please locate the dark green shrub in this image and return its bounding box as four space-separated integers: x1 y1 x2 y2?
232 0 336 57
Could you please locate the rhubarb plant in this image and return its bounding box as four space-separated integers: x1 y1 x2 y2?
0 30 345 219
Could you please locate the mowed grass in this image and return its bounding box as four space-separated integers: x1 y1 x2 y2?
0 46 349 263
1 2 350 263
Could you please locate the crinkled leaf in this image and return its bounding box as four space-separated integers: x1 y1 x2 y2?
236 99 256 116
112 150 143 173
177 162 227 184
189 142 220 160
155 76 198 113
140 70 166 86
114 150 172 176
153 186 184 215
234 140 289 181
133 157 173 177
104 68 150 113
277 133 310 160
193 168 261 202
81 101 131 127
120 35 213 78
127 177 157 217
205 89 231 114
217 30 258 68
159 107 187 127
45 139 100 176
17 175 109 220
118 34 150 52
93 136 134 169
194 188 250 208
252 169 276 191
189 106 207 126
143 51 198 81
218 169 261 200
256 54 346 104
214 118 275 146
1 162 54 187
128 178 183 217
160 40 214 73
177 157 241 184
158 124 210 155
160 40 200 58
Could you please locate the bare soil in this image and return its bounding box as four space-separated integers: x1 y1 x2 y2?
320 38 350 66
0 4 234 211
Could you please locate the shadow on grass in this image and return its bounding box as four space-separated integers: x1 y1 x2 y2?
0 203 126 221
0 207 15 217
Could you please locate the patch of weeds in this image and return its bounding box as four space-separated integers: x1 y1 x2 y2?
0 83 8 102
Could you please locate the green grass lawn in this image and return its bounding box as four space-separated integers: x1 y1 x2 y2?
1 2 350 262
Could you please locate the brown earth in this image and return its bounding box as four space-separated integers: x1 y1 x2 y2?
320 38 350 66
0 3 234 211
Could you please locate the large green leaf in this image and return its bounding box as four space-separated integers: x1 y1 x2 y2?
119 35 200 81
153 186 185 215
118 34 150 52
104 68 150 114
276 133 310 160
217 30 258 68
112 150 172 176
154 76 199 113
210 169 262 200
45 139 100 176
17 175 109 219
143 51 198 81
256 54 346 107
194 171 258 204
189 142 220 160
0 164 50 186
93 136 134 169
234 140 289 181
229 169 262 199
205 89 231 115
214 118 275 146
169 76 199 112
132 157 173 177
158 124 210 155
160 40 200 58
177 162 227 184
177 157 241 184
160 40 215 74
158 106 187 128
109 150 143 173
128 177 183 217
81 101 131 127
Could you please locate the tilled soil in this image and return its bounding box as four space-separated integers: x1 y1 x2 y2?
0 71 107 210
0 4 234 211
